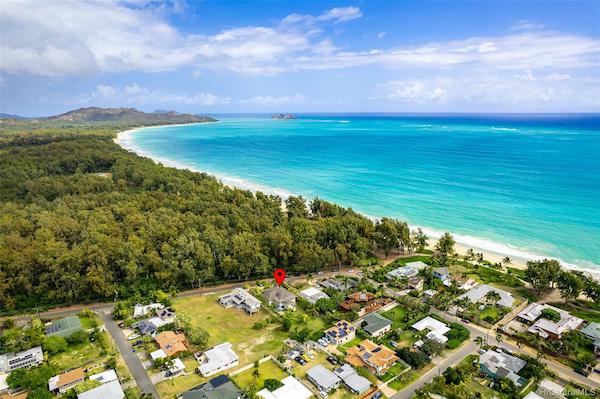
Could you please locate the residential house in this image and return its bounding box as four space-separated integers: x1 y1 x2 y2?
88 369 118 384
155 331 189 357
339 291 375 311
167 358 185 376
263 287 296 311
77 380 125 399
298 287 329 304
423 289 437 300
198 342 239 377
517 303 584 340
48 368 85 393
361 313 392 338
150 349 167 362
257 376 312 399
386 261 427 280
333 364 371 395
432 267 451 286
479 349 527 387
183 375 243 399
134 307 176 336
458 284 515 308
346 339 399 376
411 316 450 345
133 303 164 318
218 288 261 314
454 277 479 291
46 316 82 337
0 346 44 372
319 278 357 291
325 320 356 345
0 373 8 395
407 276 424 291
581 322 600 355
306 365 341 393
536 379 566 398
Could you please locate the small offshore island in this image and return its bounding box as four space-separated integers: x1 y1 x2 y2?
1 108 600 399
271 113 297 120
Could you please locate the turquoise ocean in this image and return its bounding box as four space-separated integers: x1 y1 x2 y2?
118 114 600 271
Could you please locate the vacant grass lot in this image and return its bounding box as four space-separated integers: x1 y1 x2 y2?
381 306 407 329
232 360 288 392
158 293 289 398
50 330 113 370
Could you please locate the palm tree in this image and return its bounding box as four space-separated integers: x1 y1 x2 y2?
475 336 484 349
502 257 511 270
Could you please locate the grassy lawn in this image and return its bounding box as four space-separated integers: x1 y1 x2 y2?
232 360 288 392
337 337 362 354
172 293 288 366
79 314 99 330
380 361 408 382
291 350 330 380
381 307 407 329
387 369 419 391
49 331 112 370
158 372 207 398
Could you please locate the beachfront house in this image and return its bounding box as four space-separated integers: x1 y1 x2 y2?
517 303 584 340
218 288 261 315
298 286 329 304
433 267 451 286
198 342 239 377
581 322 600 355
386 261 427 280
325 320 356 345
307 365 341 392
360 312 392 338
458 284 515 308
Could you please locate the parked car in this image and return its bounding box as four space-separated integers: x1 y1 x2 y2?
294 356 306 365
461 318 470 324
372 392 383 399
128 333 140 341
326 356 338 365
575 368 590 377
301 353 310 362
389 340 398 347
319 392 328 398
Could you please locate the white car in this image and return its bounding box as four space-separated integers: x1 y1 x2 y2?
127 333 140 341
319 392 328 398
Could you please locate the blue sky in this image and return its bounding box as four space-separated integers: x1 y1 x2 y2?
1 0 599 116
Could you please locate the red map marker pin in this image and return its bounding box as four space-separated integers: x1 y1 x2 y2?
274 268 286 286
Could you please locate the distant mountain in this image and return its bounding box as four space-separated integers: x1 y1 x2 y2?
44 107 216 124
271 113 297 120
0 113 27 119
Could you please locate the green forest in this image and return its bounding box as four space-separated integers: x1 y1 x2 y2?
0 122 417 312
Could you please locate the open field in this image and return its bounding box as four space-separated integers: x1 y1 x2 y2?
232 359 288 392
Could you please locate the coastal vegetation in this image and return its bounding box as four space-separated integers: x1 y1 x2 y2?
0 116 418 312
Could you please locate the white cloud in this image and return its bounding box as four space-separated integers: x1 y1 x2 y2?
377 32 386 39
3 1 598 79
240 93 306 105
376 72 600 109
77 84 230 106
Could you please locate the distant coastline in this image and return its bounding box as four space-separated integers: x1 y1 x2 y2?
114 122 599 277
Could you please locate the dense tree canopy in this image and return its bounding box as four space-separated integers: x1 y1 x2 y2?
0 125 415 311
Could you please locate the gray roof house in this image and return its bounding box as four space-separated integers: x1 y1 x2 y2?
581 322 600 353
263 287 296 311
307 365 341 392
433 267 450 285
480 349 527 387
219 288 261 314
333 364 371 394
183 375 242 399
0 346 44 372
458 284 515 308
361 312 392 338
77 380 125 399
46 316 82 337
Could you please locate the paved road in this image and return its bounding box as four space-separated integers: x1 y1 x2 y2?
392 341 478 399
434 308 600 390
99 311 160 399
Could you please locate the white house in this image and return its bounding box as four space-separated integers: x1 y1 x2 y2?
0 346 44 372
89 369 118 384
325 320 356 345
198 342 239 377
77 380 125 399
298 287 329 304
458 284 515 308
133 303 164 318
411 316 450 344
517 303 584 340
257 376 313 399
168 358 185 376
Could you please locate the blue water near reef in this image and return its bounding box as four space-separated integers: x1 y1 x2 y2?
124 114 600 270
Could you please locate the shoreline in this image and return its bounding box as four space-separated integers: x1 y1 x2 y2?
114 125 597 277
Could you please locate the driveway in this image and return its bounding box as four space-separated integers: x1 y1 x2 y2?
99 311 160 399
